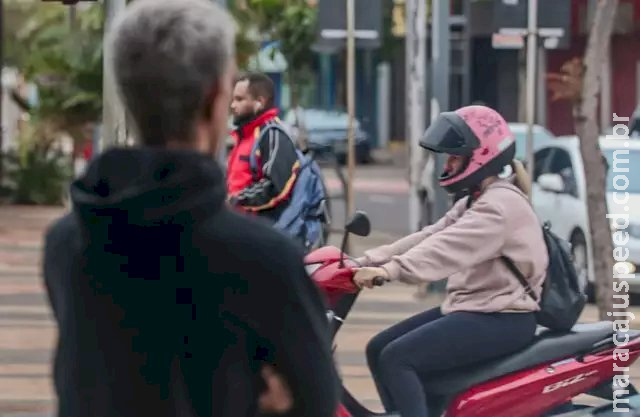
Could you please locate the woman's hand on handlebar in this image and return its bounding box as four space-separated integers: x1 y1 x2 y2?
353 267 389 289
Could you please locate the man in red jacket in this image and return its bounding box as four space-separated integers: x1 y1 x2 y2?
227 72 299 222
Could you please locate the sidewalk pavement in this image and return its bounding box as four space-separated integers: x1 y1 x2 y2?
0 205 639 416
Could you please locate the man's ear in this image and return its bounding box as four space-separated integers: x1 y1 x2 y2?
255 96 268 113
202 83 219 121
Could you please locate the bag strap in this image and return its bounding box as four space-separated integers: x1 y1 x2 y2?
501 256 538 302
491 182 545 303
249 122 300 179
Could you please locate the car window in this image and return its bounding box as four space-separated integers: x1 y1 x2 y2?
533 148 553 181
512 127 555 160
547 148 578 196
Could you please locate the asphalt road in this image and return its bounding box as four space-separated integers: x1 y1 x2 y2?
322 165 412 237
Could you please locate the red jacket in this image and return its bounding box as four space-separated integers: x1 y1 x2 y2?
226 109 300 220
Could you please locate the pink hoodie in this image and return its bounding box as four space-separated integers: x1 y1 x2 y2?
360 179 549 315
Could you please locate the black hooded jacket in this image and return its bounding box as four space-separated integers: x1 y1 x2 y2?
42 148 339 417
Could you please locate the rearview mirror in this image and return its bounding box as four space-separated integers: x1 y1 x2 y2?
345 211 371 237
339 211 371 267
538 173 565 193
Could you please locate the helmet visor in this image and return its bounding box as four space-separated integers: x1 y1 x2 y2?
419 113 479 156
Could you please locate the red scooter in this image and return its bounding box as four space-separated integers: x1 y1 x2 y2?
304 211 640 417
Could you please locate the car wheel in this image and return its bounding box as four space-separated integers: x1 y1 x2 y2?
570 231 593 301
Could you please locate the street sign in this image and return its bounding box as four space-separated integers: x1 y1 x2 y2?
320 29 378 40
492 33 524 49
312 0 383 51
492 22 566 50
493 27 563 50
493 0 571 49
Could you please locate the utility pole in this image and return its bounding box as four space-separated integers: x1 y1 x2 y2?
101 0 127 152
406 0 426 233
525 0 538 196
426 0 450 293
430 0 450 223
345 0 356 231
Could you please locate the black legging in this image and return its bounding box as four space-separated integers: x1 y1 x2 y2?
366 307 537 417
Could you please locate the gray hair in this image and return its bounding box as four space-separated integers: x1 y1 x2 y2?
108 0 236 145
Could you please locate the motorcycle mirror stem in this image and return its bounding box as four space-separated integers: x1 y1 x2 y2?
339 230 349 268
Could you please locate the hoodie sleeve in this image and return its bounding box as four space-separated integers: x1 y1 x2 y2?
360 197 468 266
233 126 300 211
42 215 77 322
381 195 507 284
240 241 340 417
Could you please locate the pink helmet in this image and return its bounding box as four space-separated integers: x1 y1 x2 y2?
420 105 516 193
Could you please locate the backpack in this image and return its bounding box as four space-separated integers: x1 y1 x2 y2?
501 218 587 332
477 183 586 332
249 123 329 251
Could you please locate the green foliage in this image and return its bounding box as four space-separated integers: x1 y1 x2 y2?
3 140 73 206
248 0 317 69
272 3 317 75
241 0 318 106
14 3 104 141
2 2 97 204
228 0 261 69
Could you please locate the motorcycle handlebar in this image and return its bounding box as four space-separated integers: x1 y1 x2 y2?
372 276 386 286
348 265 387 288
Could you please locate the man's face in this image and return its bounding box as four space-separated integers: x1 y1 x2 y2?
230 80 261 124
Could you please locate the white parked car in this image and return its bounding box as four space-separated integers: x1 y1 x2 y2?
531 136 640 297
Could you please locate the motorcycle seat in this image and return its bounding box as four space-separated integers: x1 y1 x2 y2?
422 321 616 397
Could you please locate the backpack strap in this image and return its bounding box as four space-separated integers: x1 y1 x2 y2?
248 122 299 181
486 182 540 303
501 256 538 302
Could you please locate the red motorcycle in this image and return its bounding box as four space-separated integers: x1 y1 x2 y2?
304 211 640 417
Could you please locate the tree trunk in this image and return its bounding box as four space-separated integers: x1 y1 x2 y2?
573 0 621 320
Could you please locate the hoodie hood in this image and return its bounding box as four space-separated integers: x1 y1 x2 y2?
70 147 226 229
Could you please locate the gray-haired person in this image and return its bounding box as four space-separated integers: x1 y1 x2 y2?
41 1 339 416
